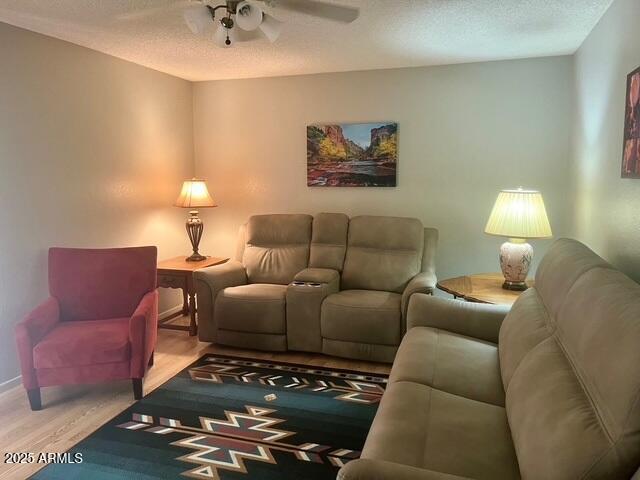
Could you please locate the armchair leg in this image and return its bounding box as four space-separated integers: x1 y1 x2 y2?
132 378 143 400
148 351 154 367
27 388 42 411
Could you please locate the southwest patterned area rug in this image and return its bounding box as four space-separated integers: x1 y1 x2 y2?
32 354 387 479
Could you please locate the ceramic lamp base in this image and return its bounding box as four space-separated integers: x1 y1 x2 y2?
499 238 533 291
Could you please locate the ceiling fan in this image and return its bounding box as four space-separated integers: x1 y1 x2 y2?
120 0 360 48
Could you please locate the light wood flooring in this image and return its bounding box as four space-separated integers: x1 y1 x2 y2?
0 316 390 479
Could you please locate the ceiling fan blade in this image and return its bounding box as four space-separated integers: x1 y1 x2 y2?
274 0 359 23
235 27 263 41
115 0 194 22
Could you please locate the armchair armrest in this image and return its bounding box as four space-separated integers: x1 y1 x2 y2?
339 459 473 480
129 289 159 378
294 268 340 288
14 297 61 389
407 294 510 344
194 260 247 341
401 271 437 318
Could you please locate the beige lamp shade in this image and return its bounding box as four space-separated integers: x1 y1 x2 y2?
175 179 217 208
484 188 552 239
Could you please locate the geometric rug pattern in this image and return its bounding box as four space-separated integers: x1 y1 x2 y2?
31 354 387 479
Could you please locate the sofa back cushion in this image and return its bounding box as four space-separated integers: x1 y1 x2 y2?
242 214 312 285
341 216 424 293
309 213 349 271
499 239 640 479
49 246 157 322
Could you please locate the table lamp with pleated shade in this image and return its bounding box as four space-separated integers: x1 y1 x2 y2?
175 179 217 262
485 188 552 290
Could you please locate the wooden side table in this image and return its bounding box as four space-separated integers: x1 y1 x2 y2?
437 273 534 306
157 256 228 336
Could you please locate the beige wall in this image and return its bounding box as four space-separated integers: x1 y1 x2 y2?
193 57 573 281
571 0 640 281
0 23 194 385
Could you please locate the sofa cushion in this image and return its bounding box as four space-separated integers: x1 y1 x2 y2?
533 238 609 320
498 287 553 388
341 216 424 293
321 290 401 346
362 381 520 480
390 327 504 406
504 239 640 480
216 284 287 334
309 212 349 272
33 318 131 369
242 214 312 285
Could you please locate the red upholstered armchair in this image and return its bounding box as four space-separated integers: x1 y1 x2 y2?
14 247 158 410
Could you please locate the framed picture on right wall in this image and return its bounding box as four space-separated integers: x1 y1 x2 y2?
622 66 640 178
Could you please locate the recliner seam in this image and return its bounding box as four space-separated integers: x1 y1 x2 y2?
553 334 615 445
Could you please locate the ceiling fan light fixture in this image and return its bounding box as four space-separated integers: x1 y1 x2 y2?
259 13 282 43
213 20 237 47
183 5 211 35
236 1 263 31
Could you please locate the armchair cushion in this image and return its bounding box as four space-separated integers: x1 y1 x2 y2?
389 327 504 407
321 290 401 346
216 284 287 334
33 317 130 369
407 294 510 344
48 246 157 322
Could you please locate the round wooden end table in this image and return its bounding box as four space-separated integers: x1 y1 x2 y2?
437 273 534 306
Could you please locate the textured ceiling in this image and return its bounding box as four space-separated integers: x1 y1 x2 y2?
0 0 613 81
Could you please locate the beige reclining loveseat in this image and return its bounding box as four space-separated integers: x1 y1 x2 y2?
339 238 640 480
195 213 438 362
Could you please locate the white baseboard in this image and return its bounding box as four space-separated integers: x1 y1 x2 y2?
159 304 184 320
0 304 185 395
0 375 22 394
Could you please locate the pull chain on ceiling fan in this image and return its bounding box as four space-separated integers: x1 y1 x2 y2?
120 0 359 48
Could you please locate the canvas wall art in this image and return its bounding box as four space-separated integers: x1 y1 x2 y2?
622 66 640 178
307 122 397 187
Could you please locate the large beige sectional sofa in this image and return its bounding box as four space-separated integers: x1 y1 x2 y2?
195 213 438 362
339 238 640 480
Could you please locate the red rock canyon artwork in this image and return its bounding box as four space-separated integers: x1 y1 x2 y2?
622 66 640 178
307 122 398 187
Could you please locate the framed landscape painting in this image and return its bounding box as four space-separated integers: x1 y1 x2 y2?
622 66 640 178
307 122 397 187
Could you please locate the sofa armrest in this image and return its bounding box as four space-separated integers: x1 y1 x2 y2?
195 260 247 292
338 459 474 480
129 289 159 378
401 272 437 318
294 268 340 287
194 260 247 341
14 297 61 389
407 294 509 344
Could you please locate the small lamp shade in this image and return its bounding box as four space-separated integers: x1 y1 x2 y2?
484 189 552 239
175 179 216 209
